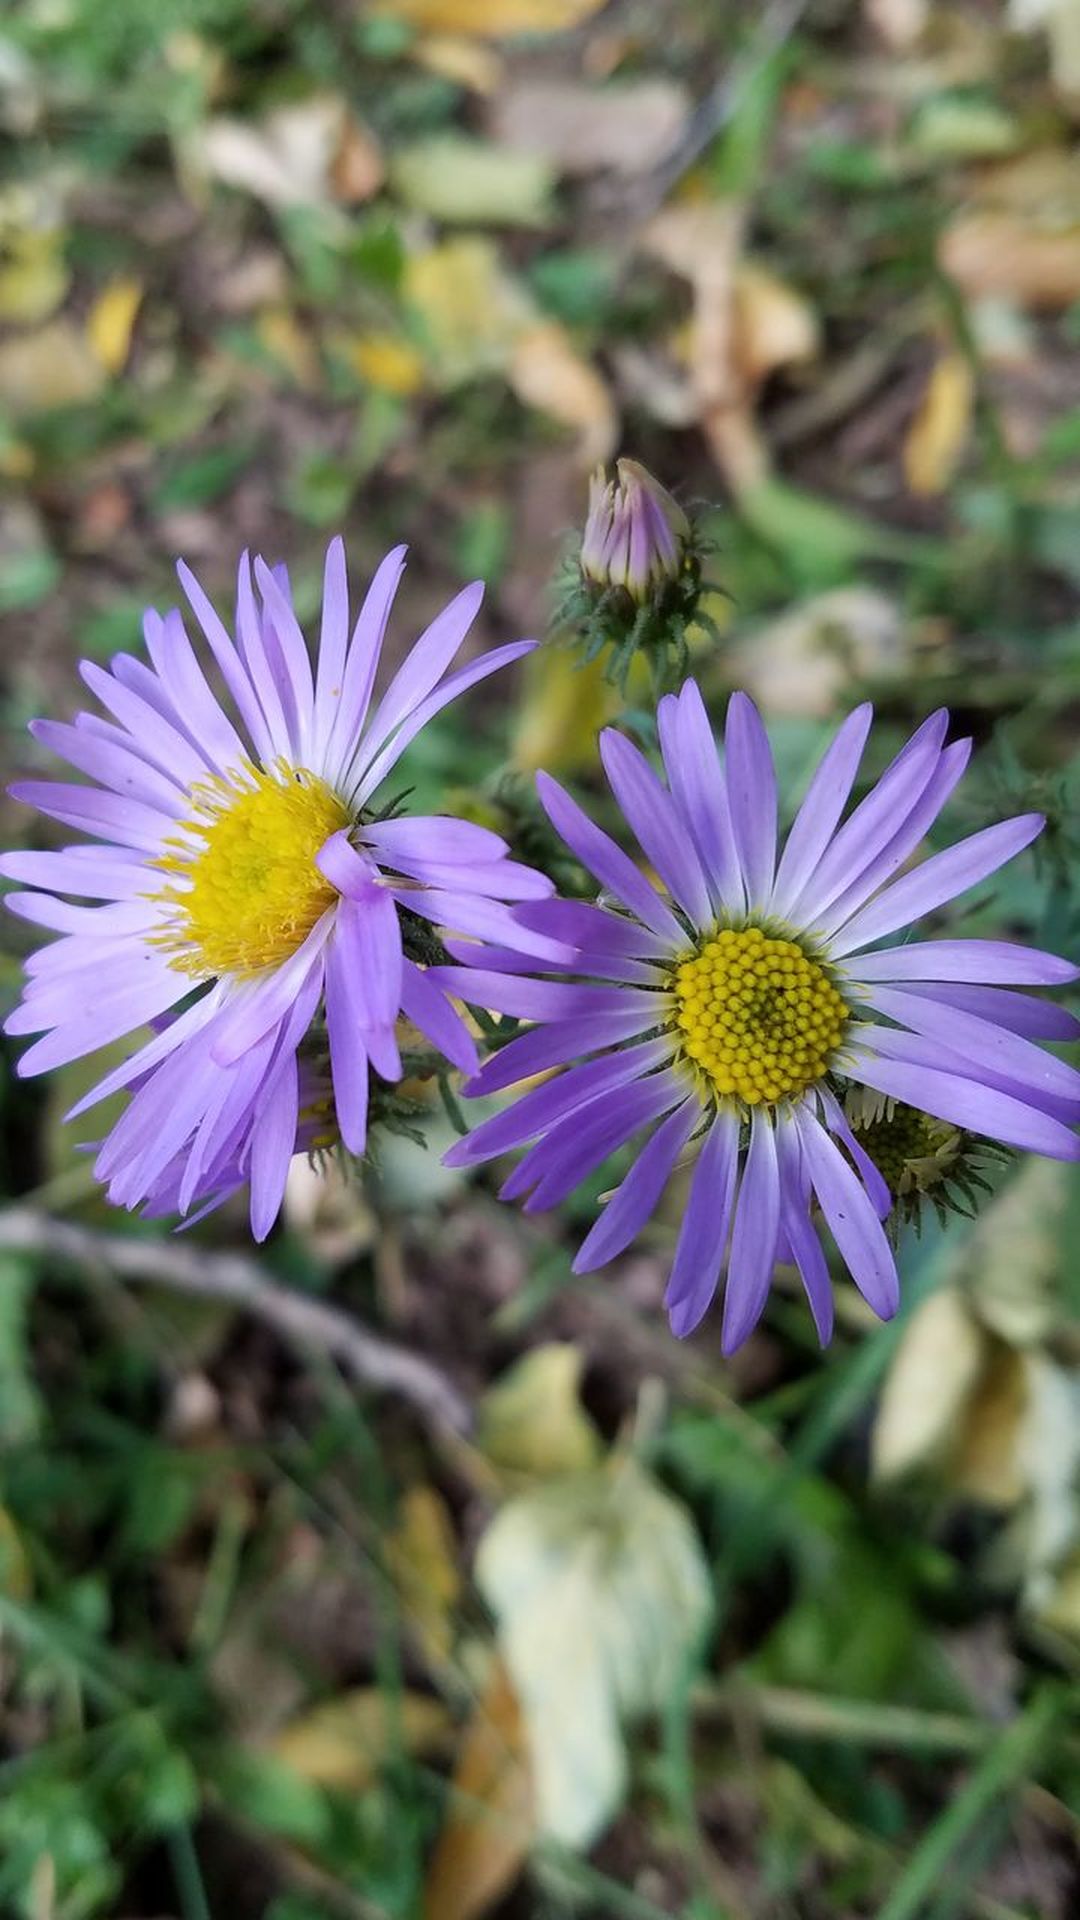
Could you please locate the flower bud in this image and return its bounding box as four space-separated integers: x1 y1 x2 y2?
580 459 690 603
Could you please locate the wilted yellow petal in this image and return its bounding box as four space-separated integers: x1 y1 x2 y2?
903 350 974 496
374 0 605 36
87 277 143 375
349 331 426 395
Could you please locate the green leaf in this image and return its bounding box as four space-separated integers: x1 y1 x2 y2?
391 136 555 226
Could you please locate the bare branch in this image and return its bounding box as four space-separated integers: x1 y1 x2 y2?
0 1206 472 1436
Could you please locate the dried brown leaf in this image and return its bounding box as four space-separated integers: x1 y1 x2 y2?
423 1660 535 1920
489 79 689 176
508 321 617 468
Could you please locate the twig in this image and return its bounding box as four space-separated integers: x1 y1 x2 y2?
0 1206 472 1437
695 1680 992 1756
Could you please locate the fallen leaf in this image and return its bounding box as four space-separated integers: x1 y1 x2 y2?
270 1688 451 1790
391 135 555 226
732 261 820 386
423 1660 535 1920
330 114 385 203
643 203 785 493
954 1345 1030 1506
190 96 347 210
1016 1356 1080 1584
375 0 606 35
941 156 1080 310
86 276 143 375
1038 1548 1080 1640
346 330 426 396
489 79 689 176
0 222 68 324
283 1154 375 1263
958 1157 1068 1346
872 1287 987 1482
255 306 321 389
413 35 506 93
476 1459 711 1847
512 645 622 773
903 349 975 494
864 0 929 48
477 1345 603 1480
1010 0 1080 98
388 1487 462 1665
0 318 105 414
508 320 617 467
732 585 906 717
405 236 533 387
988 1353 1080 1627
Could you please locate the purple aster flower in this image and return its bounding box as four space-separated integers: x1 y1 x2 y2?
3 540 561 1237
438 683 1080 1350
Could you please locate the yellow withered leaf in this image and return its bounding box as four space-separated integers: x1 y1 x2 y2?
477 1344 603 1480
270 1687 451 1790
87 277 143 375
374 0 606 37
903 350 974 496
404 236 532 388
387 1486 462 1664
348 331 426 395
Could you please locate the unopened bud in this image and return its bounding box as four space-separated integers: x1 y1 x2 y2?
580 459 690 603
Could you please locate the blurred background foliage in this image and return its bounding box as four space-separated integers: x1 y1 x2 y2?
1 0 1080 1915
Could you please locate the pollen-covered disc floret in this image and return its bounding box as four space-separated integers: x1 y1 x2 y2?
672 926 848 1106
153 763 350 977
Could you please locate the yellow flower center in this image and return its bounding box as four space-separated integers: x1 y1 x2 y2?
151 762 350 978
671 925 848 1107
